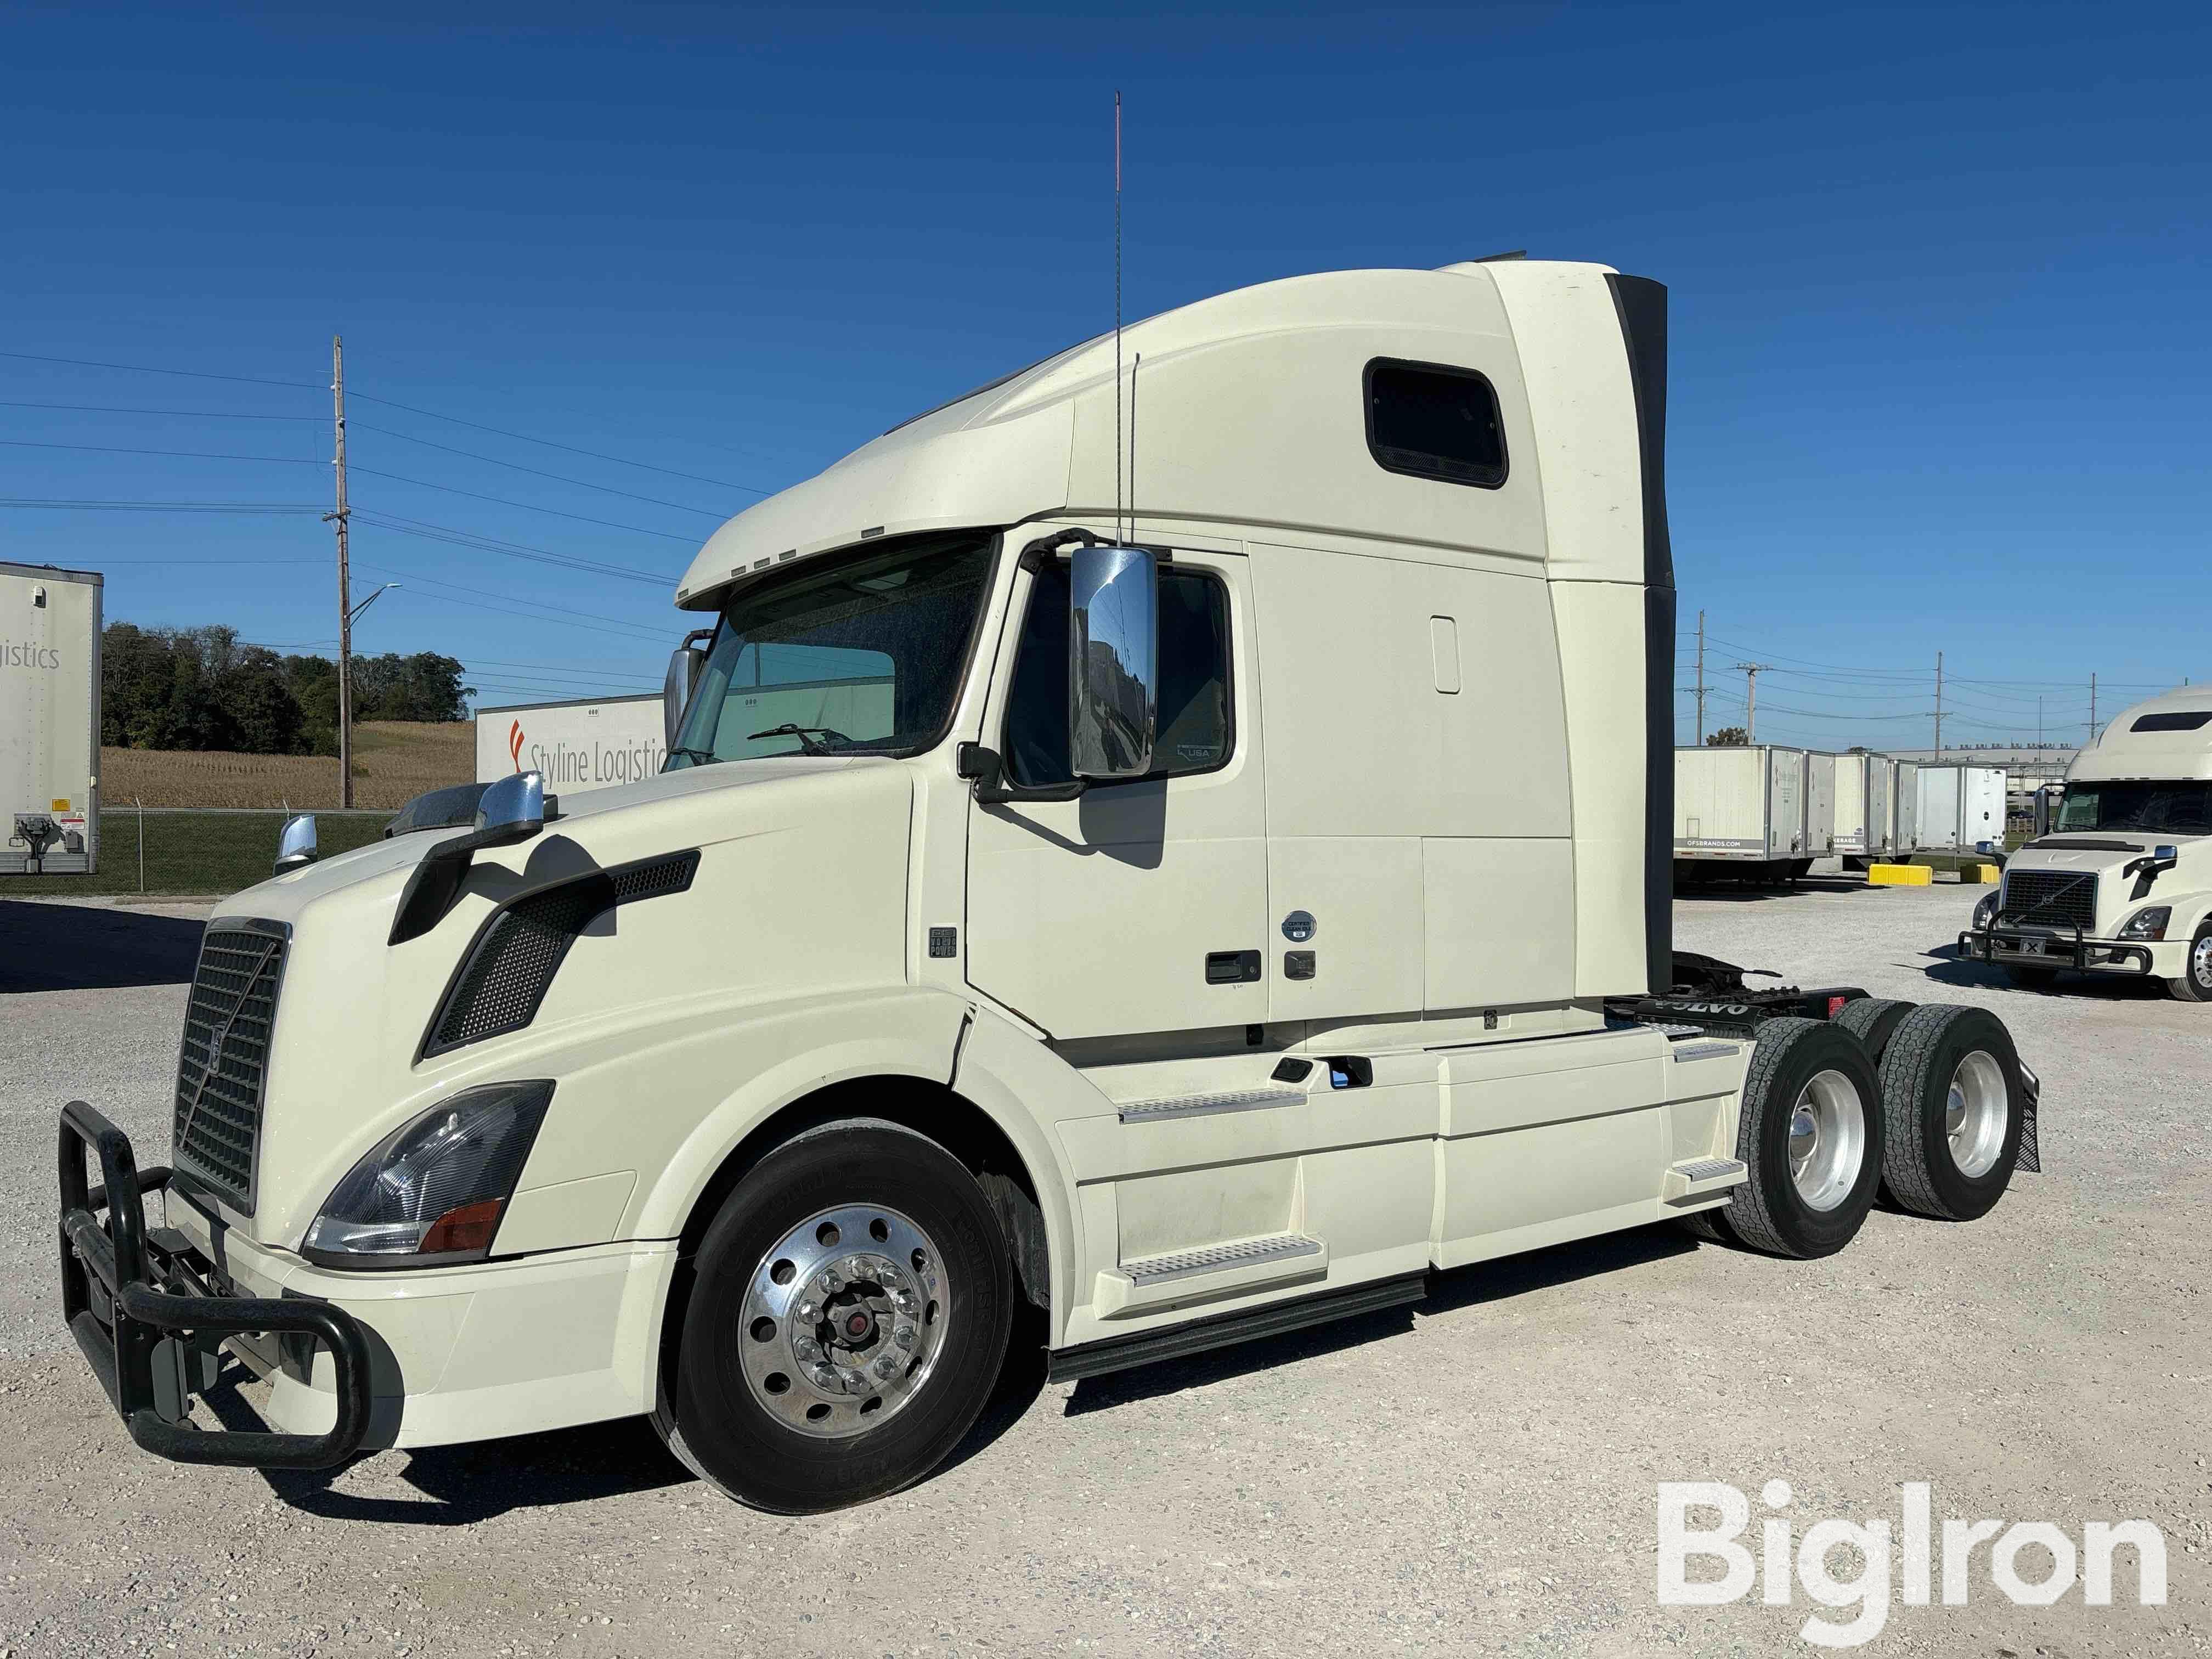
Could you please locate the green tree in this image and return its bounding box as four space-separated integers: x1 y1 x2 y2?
1706 726 1750 747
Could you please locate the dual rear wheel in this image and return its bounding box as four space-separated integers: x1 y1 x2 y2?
1702 1002 2025 1257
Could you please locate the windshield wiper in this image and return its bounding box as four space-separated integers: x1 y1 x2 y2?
748 723 852 757
667 744 719 767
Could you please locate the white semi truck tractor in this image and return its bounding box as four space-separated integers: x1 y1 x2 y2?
59 261 2038 1513
1962 685 2212 1000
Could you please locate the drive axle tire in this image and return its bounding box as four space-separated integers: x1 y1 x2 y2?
1832 997 1913 1065
1877 1005 2024 1222
1723 1018 1884 1259
2165 922 2212 1003
654 1119 1013 1514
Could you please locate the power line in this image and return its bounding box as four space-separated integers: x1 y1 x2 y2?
353 422 734 518
0 348 319 389
349 466 701 541
346 388 771 495
0 398 318 421
353 509 674 585
0 437 318 464
354 562 676 642
0 497 323 513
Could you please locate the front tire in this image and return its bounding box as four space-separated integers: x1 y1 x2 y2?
2165 922 2212 1003
654 1120 1013 1513
1723 1018 1884 1258
1877 1005 2024 1221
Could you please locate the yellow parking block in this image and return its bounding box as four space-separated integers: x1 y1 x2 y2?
1958 862 2001 884
1867 863 1932 886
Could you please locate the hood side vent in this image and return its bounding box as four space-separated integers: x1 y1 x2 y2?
419 850 698 1061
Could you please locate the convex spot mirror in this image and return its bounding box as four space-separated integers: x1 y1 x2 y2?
473 769 546 849
1068 543 1158 780
274 813 318 876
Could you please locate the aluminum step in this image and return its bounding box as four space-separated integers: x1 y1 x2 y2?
1664 1155 1749 1206
1094 1231 1329 1319
1116 1087 1305 1125
1121 1232 1324 1285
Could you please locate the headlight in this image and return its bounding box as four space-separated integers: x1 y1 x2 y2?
302 1080 553 1267
2118 907 2171 941
1972 891 1999 930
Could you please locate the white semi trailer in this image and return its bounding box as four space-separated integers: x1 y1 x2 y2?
475 693 667 798
2 560 100 877
58 261 2037 1515
1672 743 1815 884
1914 764 2006 855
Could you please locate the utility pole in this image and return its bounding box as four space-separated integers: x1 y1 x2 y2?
2089 673 2098 745
1933 651 1943 758
325 335 352 809
1694 610 1706 744
1733 662 1770 743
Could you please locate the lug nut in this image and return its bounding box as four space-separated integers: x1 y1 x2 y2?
873 1356 900 1380
893 1325 916 1349
819 1269 843 1294
792 1338 821 1362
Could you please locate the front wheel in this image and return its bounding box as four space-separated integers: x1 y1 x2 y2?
654 1120 1013 1513
2165 922 2212 1003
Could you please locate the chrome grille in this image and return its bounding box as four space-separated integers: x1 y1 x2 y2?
2000 870 2098 932
172 923 286 1211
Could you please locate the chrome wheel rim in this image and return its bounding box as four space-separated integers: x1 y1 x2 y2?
738 1204 948 1440
1787 1069 1866 1212
2193 935 2212 989
1946 1050 2008 1177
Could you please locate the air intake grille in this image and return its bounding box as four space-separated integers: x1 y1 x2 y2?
422 850 698 1058
2000 870 2098 932
173 925 287 1211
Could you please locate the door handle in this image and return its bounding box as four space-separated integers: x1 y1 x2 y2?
1205 950 1261 985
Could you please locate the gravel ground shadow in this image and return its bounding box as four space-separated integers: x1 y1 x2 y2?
1920 942 2170 1000
200 1379 693 1522
0 899 204 992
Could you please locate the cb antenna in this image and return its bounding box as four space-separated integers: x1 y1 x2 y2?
1114 89 1125 546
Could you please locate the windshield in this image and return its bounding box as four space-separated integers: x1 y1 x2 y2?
668 532 997 767
2056 780 2212 836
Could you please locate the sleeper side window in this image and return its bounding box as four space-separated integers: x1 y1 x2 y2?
1003 561 1232 787
1363 358 1508 489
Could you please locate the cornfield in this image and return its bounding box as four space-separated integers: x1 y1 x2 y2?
99 721 474 809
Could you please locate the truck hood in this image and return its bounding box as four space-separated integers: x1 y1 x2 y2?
230 755 851 927
188 755 916 1247
2003 832 2211 930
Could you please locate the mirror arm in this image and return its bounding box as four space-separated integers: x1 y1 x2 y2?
387 817 545 947
956 742 1086 807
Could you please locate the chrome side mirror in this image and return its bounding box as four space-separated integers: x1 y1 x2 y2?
664 628 714 756
473 769 546 849
1068 543 1158 780
274 814 319 876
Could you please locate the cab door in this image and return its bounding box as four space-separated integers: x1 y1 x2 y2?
964 545 1266 1040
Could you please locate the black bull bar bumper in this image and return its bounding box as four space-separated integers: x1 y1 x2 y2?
59 1099 370 1469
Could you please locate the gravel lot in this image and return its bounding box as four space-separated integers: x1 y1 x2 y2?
4 883 2208 1658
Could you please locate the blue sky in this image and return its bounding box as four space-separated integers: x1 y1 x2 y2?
3 2 2206 747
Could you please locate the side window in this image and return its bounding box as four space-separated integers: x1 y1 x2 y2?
1004 561 1232 787
1364 358 1508 489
